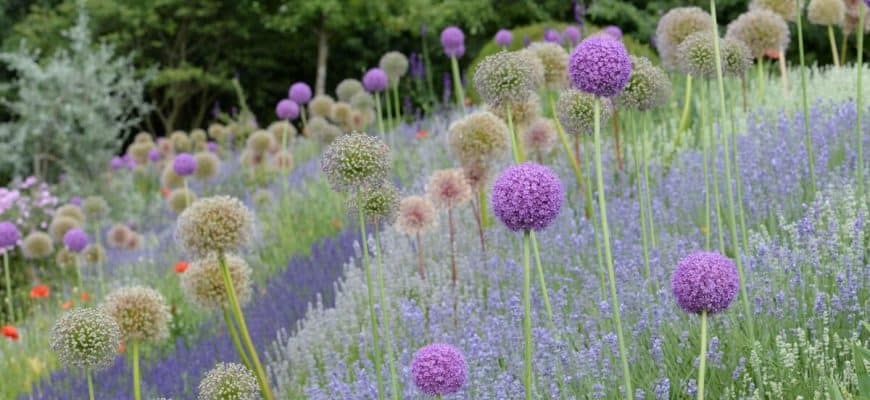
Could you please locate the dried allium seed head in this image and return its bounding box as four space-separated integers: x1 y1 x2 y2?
198 362 260 400
473 51 541 106
379 51 410 84
426 169 473 209
677 31 718 79
161 164 185 189
190 129 208 144
83 243 106 264
56 204 86 225
617 56 671 111
487 94 541 131
50 308 121 370
170 131 192 153
124 233 143 251
55 248 76 268
330 102 354 127
462 162 492 190
336 79 364 103
106 224 133 248
182 253 252 310
175 196 255 258
556 89 614 136
320 133 391 192
526 42 569 89
721 37 753 77
103 285 171 342
448 111 510 166
168 188 198 214
349 182 400 224
50 216 81 242
749 0 799 21
655 7 715 70
522 118 558 156
128 141 155 165
808 0 846 26
193 152 221 180
350 91 375 110
246 130 274 155
82 196 109 220
308 95 335 117
307 117 342 145
268 121 297 144
134 132 153 144
208 124 228 143
395 195 438 236
726 9 791 59
272 150 294 171
23 231 53 259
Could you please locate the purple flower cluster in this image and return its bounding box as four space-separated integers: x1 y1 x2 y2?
0 221 20 250
276 99 300 120
568 36 632 97
363 68 389 92
495 29 513 47
543 28 561 43
172 153 197 177
289 82 312 104
671 251 739 314
602 25 623 40
440 26 465 58
63 228 89 253
491 162 564 232
411 343 467 396
563 25 582 46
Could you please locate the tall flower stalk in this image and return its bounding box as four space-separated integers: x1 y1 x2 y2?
797 0 819 197
857 1 865 203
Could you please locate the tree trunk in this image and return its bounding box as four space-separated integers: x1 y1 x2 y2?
315 26 329 96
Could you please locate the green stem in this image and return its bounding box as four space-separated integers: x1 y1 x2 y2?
633 117 654 295
450 56 466 114
756 59 765 105
218 253 275 400
701 89 712 250
642 117 657 248
300 107 308 129
677 74 694 135
74 256 82 294
522 231 533 400
697 311 708 400
393 85 402 124
183 178 190 209
385 82 395 130
506 104 524 162
530 231 555 332
587 138 608 303
857 3 866 204
87 370 95 400
132 340 141 400
375 92 386 143
709 109 726 255
281 122 289 194
728 85 750 252
223 306 252 370
796 0 817 197
829 25 841 67
594 99 633 397
374 225 401 400
550 95 593 219
478 188 489 228
94 224 105 298
357 199 385 400
4 252 14 322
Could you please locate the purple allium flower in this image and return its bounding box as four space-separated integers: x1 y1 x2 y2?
568 36 632 97
69 196 82 206
544 28 562 43
563 25 582 45
671 251 740 314
440 26 465 56
288 82 312 104
447 44 466 58
491 162 564 232
110 156 124 170
0 221 21 249
602 25 623 40
63 228 89 253
362 68 389 92
173 153 197 177
206 141 218 153
411 343 467 396
147 148 161 162
495 29 513 46
275 99 300 120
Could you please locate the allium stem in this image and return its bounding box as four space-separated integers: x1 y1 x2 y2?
796 0 818 197
756 60 765 104
385 82 395 129
183 178 191 209
506 103 525 162
700 82 713 251
449 56 466 114
522 230 533 400
613 108 623 171
300 107 308 129
697 310 708 400
857 3 866 205
550 95 592 219
73 256 83 294
4 252 14 322
448 207 457 285
132 340 141 400
356 201 385 400
632 117 654 296
740 76 748 113
393 85 403 123
87 369 95 400
218 252 275 400
704 82 726 255
375 92 387 142
828 25 841 67
642 117 657 249
778 46 789 98
223 306 252 370
727 84 750 252
470 195 486 254
374 225 402 400
281 122 289 194
677 74 693 136
841 31 850 65
415 233 425 280
93 224 105 297
593 99 633 397
530 231 555 332
587 138 608 304
479 187 490 229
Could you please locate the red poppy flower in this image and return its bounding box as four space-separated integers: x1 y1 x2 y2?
80 291 89 302
61 300 73 310
160 187 171 198
174 261 189 273
118 342 126 353
30 284 50 299
764 49 781 60
416 130 429 139
1 325 19 340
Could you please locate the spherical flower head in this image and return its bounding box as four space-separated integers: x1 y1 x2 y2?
488 94 541 131
363 68 389 93
491 162 563 232
462 162 492 190
56 248 76 268
173 153 198 177
272 150 294 171
379 51 409 84
307 117 341 145
349 182 400 224
175 196 254 258
448 111 510 166
750 0 799 21
110 156 125 170
128 141 154 165
50 308 121 371
411 343 467 396
350 91 375 110
182 253 252 310
147 148 161 162
522 118 558 156
170 131 192 153
275 99 299 121
308 95 335 117
495 29 513 46
134 131 153 144
63 228 89 253
563 26 581 46
556 88 614 135
288 82 312 104
194 151 221 180
336 79 364 103
331 102 353 128
446 44 466 58
23 231 53 259
655 7 714 69
50 216 81 242
568 36 632 97
527 42 569 89
207 141 218 153
473 50 540 106
190 129 208 145
198 362 259 400
426 168 473 209
440 26 465 56
808 0 846 25
721 37 753 77
57 204 86 224
395 195 437 236
0 221 21 249
671 251 739 315
726 9 790 59
617 56 671 111
161 164 184 189
677 32 718 79
103 285 171 342
106 224 132 248
543 28 561 43
83 243 106 264
168 188 198 214
320 133 391 192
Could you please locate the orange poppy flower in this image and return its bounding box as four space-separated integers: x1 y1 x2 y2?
174 261 189 273
416 130 429 139
118 342 126 353
80 291 89 302
764 49 781 60
1 325 19 340
30 284 50 299
160 187 171 197
61 300 73 310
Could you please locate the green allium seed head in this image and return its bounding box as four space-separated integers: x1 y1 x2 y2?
103 285 171 343
194 152 221 180
134 132 153 144
128 141 155 165
308 95 335 117
448 111 510 166
677 32 718 79
268 121 297 144
335 79 364 103
473 50 541 107
488 94 541 131
190 129 208 145
175 196 255 258
307 117 342 145
22 231 53 259
617 56 671 111
726 9 791 59
380 51 410 85
655 7 715 70
252 189 274 208
83 243 107 264
526 42 569 89
56 204 86 225
50 308 121 371
350 91 375 110
321 132 391 192
349 182 400 224
170 131 192 153
161 164 185 189
208 124 228 143
246 130 274 155
168 188 198 214
182 253 252 310
556 89 614 136
55 248 76 268
198 362 260 400
330 102 354 128
808 0 846 26
82 196 109 220
50 216 81 242
750 0 799 21
721 37 753 77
